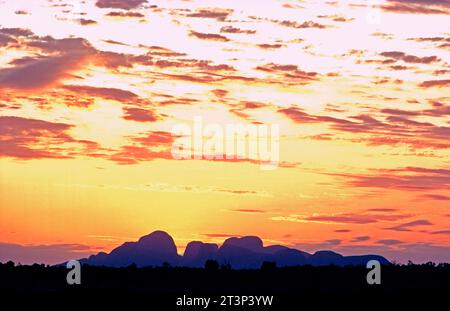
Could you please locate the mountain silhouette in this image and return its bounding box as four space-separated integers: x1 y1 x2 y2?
183 241 219 267
79 230 390 268
81 231 181 267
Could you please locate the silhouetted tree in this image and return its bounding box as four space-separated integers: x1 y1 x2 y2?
204 259 219 271
5 261 15 269
220 263 232 271
261 261 277 271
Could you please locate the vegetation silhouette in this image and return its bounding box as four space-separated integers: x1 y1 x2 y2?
1 260 448 309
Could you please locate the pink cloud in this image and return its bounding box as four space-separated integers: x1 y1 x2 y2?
96 0 147 10
123 108 160 122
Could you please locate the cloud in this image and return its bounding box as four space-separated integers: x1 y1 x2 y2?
0 53 89 90
331 167 450 191
96 0 147 10
421 194 450 200
409 36 450 43
132 131 174 145
108 131 177 164
0 30 98 90
380 108 421 116
147 46 186 57
27 36 92 54
278 107 319 123
293 239 342 252
379 51 440 64
78 19 98 25
256 63 319 83
187 8 233 21
257 43 284 50
110 118 289 167
304 215 378 224
275 20 328 29
109 146 173 164
12 32 151 73
0 242 97 265
0 116 98 160
408 36 450 51
241 101 267 109
279 105 450 150
158 70 256 85
355 136 450 150
430 230 450 235
189 31 230 42
271 211 411 225
104 39 128 46
14 10 29 15
123 107 160 122
377 239 403 245
324 239 342 246
92 50 152 69
89 182 271 197
351 236 370 242
105 11 144 18
153 58 235 71
317 14 354 22
424 102 450 117
419 79 450 88
388 0 450 4
366 208 398 212
217 189 268 196
0 27 33 37
0 33 17 47
307 213 410 224
386 220 433 232
230 209 267 214
380 0 450 14
63 85 138 102
211 89 228 98
220 26 256 34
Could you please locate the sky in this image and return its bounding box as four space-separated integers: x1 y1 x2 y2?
0 0 449 265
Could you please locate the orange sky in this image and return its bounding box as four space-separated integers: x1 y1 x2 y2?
0 0 449 264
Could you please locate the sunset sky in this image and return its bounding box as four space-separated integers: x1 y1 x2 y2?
0 0 449 265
